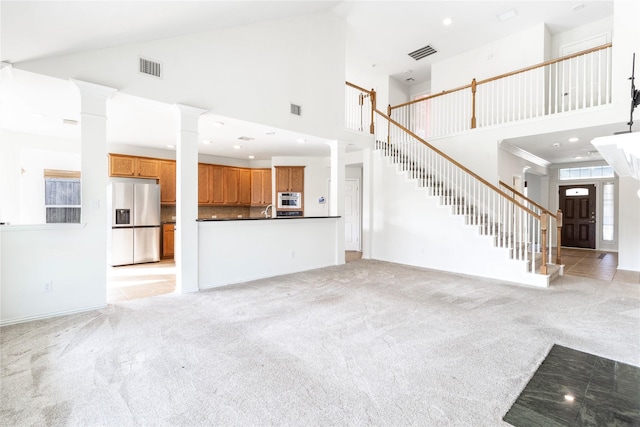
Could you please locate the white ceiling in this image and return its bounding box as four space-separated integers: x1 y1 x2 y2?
0 0 618 163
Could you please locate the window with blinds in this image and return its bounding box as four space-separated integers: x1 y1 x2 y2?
44 169 81 223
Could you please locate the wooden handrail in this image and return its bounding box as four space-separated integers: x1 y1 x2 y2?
476 43 612 86
390 82 473 110
499 180 557 219
375 109 539 218
388 43 612 111
345 81 374 94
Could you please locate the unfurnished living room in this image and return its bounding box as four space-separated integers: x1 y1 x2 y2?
1 1 639 426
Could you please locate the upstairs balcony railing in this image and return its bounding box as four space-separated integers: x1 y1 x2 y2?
345 82 376 134
382 43 612 140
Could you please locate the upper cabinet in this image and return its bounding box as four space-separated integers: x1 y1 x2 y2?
110 153 274 207
251 169 272 206
198 163 225 205
109 154 159 178
158 161 176 205
275 166 304 193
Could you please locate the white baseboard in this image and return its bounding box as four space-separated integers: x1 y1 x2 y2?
0 304 107 327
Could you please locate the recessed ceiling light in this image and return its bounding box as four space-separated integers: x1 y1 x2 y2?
62 119 78 126
574 155 584 160
238 136 254 141
442 18 452 26
213 121 224 127
31 112 45 119
167 144 175 149
203 139 212 144
248 155 255 159
497 8 517 22
265 131 276 136
564 394 575 402
233 145 242 150
572 4 585 11
568 137 580 142
296 138 306 144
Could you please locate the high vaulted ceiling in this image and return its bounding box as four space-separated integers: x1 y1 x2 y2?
0 0 618 163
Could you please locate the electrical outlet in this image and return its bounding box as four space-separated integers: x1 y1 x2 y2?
43 281 52 293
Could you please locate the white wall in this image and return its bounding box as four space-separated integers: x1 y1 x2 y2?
617 177 640 271
0 225 106 325
16 12 347 142
431 24 548 92
550 17 613 58
272 156 331 217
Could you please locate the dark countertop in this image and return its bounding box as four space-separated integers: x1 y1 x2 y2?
196 216 340 222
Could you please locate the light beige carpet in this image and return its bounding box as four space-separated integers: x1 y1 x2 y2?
2 259 639 426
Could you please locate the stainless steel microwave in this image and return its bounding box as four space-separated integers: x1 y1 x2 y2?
277 192 301 209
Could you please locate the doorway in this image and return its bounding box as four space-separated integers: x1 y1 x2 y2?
559 184 596 249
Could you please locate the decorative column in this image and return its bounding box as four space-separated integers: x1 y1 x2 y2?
71 79 117 303
173 104 206 293
361 147 373 259
327 140 347 264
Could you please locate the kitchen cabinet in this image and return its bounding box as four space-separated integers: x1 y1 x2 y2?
158 160 176 205
251 168 272 206
275 166 304 193
162 223 175 259
239 168 252 205
198 163 224 205
224 168 240 204
109 154 159 178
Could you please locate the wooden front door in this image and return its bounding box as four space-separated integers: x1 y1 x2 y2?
559 184 596 249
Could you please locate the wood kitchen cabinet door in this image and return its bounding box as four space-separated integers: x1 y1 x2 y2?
238 168 252 205
109 154 136 176
198 164 211 204
162 223 175 259
210 166 225 204
158 160 176 205
224 167 240 204
136 157 159 178
251 168 272 205
109 154 159 178
275 166 304 192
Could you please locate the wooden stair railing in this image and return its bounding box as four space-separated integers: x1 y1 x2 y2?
499 180 563 265
387 43 613 139
345 82 376 134
373 108 556 277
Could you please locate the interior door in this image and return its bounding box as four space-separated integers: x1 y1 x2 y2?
559 184 596 249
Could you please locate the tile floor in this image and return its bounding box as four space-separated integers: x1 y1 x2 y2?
504 344 640 426
107 248 637 304
558 248 640 284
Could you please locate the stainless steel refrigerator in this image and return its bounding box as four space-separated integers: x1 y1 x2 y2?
107 182 161 266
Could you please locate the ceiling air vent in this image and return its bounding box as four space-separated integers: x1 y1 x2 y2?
408 45 437 61
290 103 302 116
139 57 162 78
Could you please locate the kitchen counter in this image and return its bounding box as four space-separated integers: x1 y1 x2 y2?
196 216 340 221
198 216 342 289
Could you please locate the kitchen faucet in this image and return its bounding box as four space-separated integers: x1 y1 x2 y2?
261 204 273 218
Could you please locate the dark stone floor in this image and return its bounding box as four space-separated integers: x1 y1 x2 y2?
504 344 640 427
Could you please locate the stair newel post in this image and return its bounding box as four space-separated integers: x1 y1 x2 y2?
556 209 563 265
387 104 392 156
370 89 376 134
471 78 477 129
540 212 548 275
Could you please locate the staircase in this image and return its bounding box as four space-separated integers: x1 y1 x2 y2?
370 112 563 287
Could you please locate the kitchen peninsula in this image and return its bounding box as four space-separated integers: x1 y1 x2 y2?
198 216 341 289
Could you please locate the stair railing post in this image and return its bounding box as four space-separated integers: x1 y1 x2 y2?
540 212 548 275
370 89 376 134
471 78 477 129
556 209 563 265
